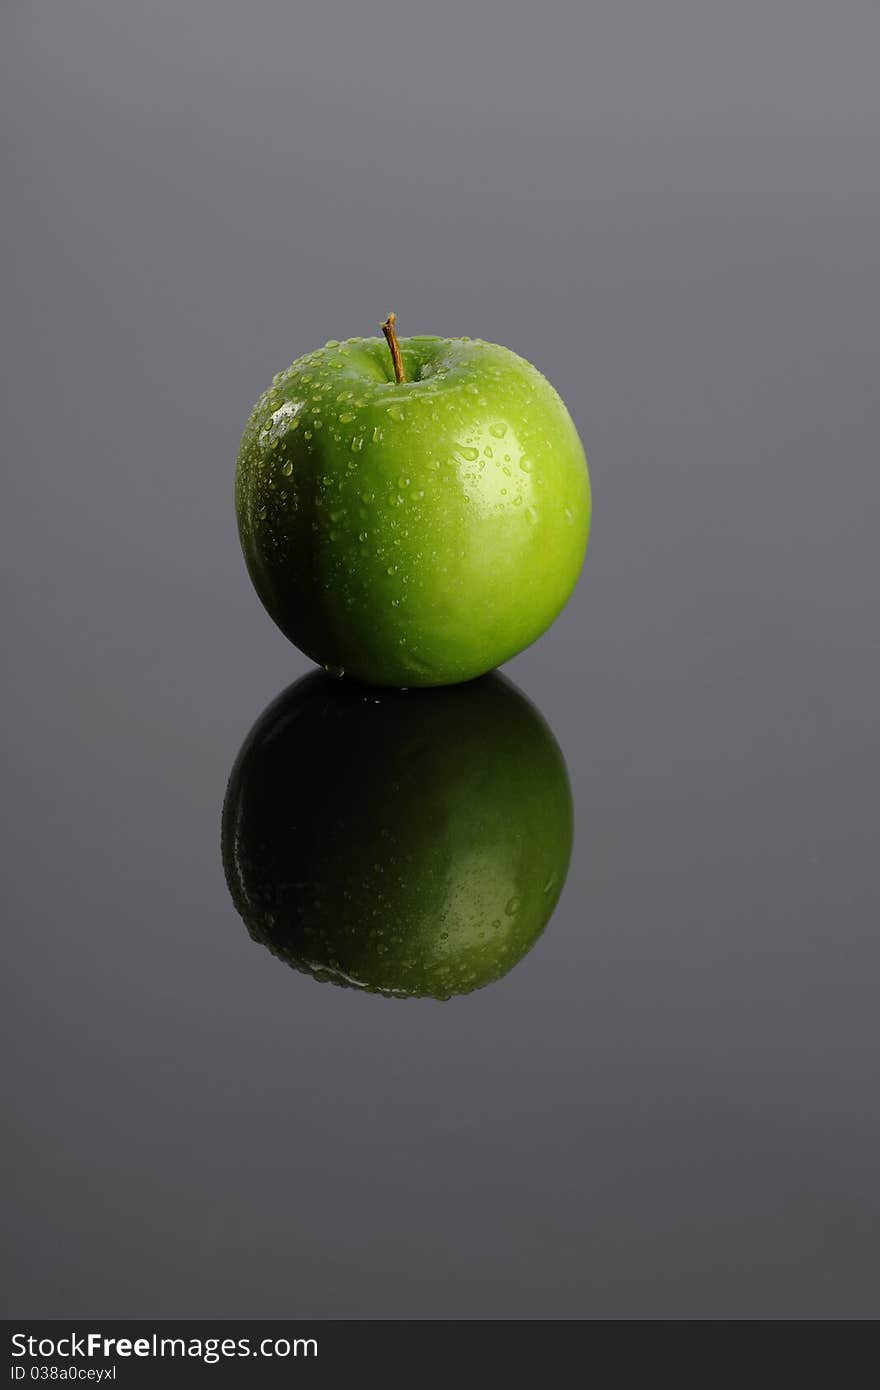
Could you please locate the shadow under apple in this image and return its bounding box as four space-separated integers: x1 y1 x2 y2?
221 671 573 1000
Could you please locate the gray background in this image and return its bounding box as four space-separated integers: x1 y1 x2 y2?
2 0 879 1318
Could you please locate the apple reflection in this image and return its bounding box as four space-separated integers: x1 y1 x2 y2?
221 672 572 1000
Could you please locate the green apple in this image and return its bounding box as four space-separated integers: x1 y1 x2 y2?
235 317 590 686
221 671 573 1000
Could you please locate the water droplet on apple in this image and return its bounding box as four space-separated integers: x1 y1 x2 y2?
358 531 368 542
324 340 340 348
526 506 538 523
281 460 293 476
519 458 533 473
489 422 507 438
351 436 364 452
459 446 479 462
339 412 355 422
505 896 521 916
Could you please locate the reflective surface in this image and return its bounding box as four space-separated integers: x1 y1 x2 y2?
222 673 572 999
3 0 880 1319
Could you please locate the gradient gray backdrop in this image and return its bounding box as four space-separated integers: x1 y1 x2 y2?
2 0 879 1318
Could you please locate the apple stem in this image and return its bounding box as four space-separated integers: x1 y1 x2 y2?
381 312 406 384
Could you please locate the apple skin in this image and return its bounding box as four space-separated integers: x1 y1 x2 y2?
221 671 573 1000
236 335 590 686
